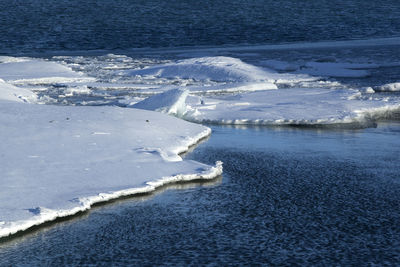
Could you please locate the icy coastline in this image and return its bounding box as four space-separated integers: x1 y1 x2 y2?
2 50 400 238
0 81 222 239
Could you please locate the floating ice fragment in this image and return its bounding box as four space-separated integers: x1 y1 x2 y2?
0 100 219 238
374 82 400 92
183 88 400 127
132 88 189 116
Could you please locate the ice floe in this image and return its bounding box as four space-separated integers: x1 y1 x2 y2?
374 82 400 92
183 89 400 126
132 87 400 127
0 93 222 238
0 58 94 85
132 88 189 116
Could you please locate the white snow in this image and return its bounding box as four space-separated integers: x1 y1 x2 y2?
0 96 222 238
191 88 400 126
131 88 400 127
0 79 37 103
125 56 278 84
374 82 400 92
0 58 94 85
132 88 189 116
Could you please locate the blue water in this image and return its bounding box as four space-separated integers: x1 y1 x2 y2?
1 0 400 54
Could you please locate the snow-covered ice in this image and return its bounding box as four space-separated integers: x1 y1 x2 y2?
0 58 94 85
132 88 189 116
374 82 400 92
0 84 222 238
0 79 37 103
2 49 400 238
125 56 277 83
183 89 400 126
132 87 400 127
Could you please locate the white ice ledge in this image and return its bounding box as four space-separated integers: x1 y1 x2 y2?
0 99 222 239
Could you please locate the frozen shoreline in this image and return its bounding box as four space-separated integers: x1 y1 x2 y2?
0 94 222 239
2 43 400 238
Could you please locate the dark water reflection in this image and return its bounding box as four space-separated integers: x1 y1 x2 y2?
0 124 400 265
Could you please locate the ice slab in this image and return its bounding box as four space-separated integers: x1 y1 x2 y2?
181 88 400 127
0 79 37 103
0 100 222 238
0 58 94 85
375 82 400 92
132 88 189 116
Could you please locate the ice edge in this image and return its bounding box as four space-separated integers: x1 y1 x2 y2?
0 128 222 240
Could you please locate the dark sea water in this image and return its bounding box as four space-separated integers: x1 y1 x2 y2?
1 124 400 266
1 0 400 54
1 0 400 266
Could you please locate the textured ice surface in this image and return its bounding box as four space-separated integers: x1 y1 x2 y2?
0 58 94 85
125 56 277 84
0 96 222 238
132 88 189 116
0 79 37 103
177 89 400 127
375 82 400 92
129 86 400 127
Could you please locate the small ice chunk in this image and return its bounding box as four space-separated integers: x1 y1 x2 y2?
132 88 189 116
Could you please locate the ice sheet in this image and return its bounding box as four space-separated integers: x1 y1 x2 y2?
132 87 400 127
183 89 400 126
0 99 222 238
0 58 94 85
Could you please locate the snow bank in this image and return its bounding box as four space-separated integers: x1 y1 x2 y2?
0 100 222 238
125 56 278 84
181 88 400 127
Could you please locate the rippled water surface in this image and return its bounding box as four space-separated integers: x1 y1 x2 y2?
1 124 399 265
1 0 400 53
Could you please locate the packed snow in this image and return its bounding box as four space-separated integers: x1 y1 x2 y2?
0 83 222 238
